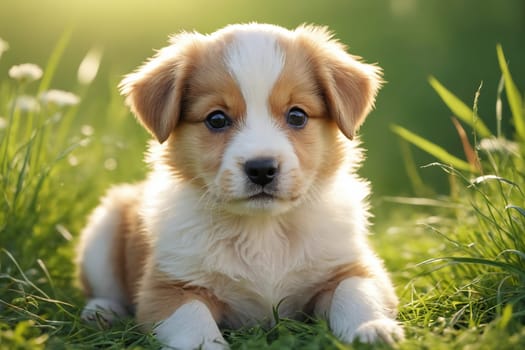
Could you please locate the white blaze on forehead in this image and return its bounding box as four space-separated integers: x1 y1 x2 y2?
225 29 285 115
224 29 291 159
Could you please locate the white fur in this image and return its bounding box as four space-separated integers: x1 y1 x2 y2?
146 162 377 328
77 191 126 303
326 278 404 343
225 26 285 108
155 300 228 350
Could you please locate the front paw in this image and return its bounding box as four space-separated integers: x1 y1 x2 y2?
155 300 229 350
327 277 404 345
161 336 229 350
81 298 129 328
353 318 404 345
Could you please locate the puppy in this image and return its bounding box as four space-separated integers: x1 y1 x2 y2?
77 23 403 349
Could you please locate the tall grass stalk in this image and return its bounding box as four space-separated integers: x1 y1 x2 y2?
393 46 525 335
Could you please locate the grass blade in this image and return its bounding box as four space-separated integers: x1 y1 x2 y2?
383 196 464 209
498 249 525 261
391 124 474 172
496 75 505 138
429 76 492 138
38 28 73 94
12 133 35 210
420 256 525 280
496 44 524 140
399 139 428 195
471 175 519 188
451 116 481 171
505 205 525 218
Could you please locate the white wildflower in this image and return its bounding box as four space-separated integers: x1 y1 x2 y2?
39 89 80 107
0 38 8 59
478 137 519 155
79 138 91 147
15 95 40 112
77 47 102 85
68 155 79 167
104 158 117 171
9 63 43 82
81 124 94 136
0 117 7 129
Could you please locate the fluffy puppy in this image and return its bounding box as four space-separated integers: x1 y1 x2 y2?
77 23 403 349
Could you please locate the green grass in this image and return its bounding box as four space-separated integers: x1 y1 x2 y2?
1 36 524 349
388 46 525 347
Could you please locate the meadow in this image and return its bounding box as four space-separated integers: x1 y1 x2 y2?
1 1 525 349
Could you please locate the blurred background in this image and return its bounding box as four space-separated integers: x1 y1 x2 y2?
1 0 524 198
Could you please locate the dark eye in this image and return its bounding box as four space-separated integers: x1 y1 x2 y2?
286 107 308 129
205 111 232 131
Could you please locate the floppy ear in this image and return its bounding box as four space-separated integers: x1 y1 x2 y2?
322 56 383 139
119 40 191 143
297 25 383 139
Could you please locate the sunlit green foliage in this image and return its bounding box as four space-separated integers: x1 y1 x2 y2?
391 46 525 347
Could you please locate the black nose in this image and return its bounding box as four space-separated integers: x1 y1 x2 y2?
244 158 278 186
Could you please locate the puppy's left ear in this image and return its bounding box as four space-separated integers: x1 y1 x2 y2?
300 26 383 139
322 55 383 139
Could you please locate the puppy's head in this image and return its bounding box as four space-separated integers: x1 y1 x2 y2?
120 23 382 215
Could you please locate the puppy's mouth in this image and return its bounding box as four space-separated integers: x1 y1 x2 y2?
248 192 276 201
224 188 301 215
244 189 299 203
239 187 284 203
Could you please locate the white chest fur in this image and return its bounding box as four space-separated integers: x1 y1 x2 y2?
144 170 370 328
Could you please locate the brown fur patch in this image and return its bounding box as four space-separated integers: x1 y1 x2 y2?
268 36 350 185
292 26 382 139
269 39 326 122
160 37 246 185
136 268 227 330
111 184 149 304
119 37 189 143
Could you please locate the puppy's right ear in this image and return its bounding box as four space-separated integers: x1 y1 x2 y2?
119 38 192 143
